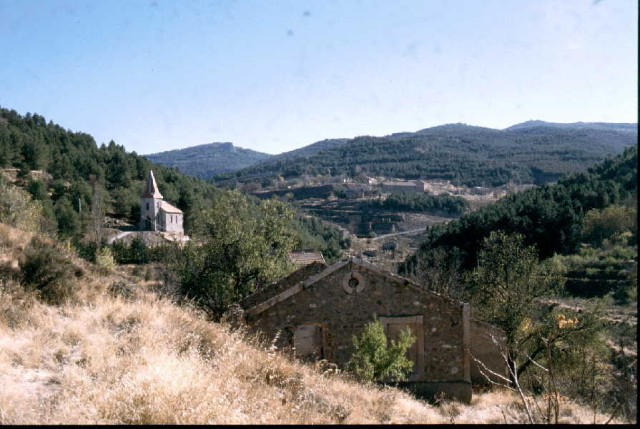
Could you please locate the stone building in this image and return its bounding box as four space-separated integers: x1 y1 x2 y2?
140 170 184 236
240 258 491 402
381 180 428 194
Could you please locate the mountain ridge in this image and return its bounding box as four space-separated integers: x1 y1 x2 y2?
213 121 637 187
144 142 273 180
142 120 637 186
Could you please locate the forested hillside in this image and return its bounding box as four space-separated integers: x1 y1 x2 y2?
0 107 222 234
144 142 273 180
215 122 636 187
400 145 637 292
396 147 637 420
0 107 347 260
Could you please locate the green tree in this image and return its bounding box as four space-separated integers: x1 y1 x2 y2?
347 318 416 383
581 204 636 247
176 192 298 319
20 236 76 305
54 197 81 238
467 231 563 382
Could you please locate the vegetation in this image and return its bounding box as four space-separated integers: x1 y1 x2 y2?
347 318 416 383
466 232 601 383
3 220 625 424
0 107 223 237
0 107 346 270
216 122 636 188
0 107 635 423
291 216 350 264
172 193 298 319
401 146 637 275
0 176 47 233
399 148 637 421
365 192 468 216
19 236 79 305
145 142 273 180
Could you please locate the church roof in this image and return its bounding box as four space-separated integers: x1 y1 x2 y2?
142 170 163 199
159 201 183 214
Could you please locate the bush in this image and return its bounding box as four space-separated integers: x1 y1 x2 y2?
347 319 415 383
20 236 76 305
95 247 116 273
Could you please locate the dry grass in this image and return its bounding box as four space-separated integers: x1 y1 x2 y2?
0 223 628 424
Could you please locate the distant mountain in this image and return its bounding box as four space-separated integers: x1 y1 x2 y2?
215 121 637 187
144 143 273 180
506 120 637 134
273 138 350 161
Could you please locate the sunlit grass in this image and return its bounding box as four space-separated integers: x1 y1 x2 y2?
0 223 627 424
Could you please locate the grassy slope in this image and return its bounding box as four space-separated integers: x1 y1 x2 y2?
0 223 623 424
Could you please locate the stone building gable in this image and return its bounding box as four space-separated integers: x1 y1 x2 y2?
240 261 327 311
243 259 472 401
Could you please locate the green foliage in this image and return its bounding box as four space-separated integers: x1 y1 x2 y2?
292 216 349 264
347 319 416 383
145 142 273 180
218 123 635 188
19 237 77 305
581 204 636 247
175 192 298 318
551 238 637 303
516 302 609 415
54 197 81 238
401 146 638 275
467 231 563 350
0 107 222 238
95 246 116 273
0 177 46 233
111 236 150 264
366 192 468 216
466 231 608 397
26 179 48 200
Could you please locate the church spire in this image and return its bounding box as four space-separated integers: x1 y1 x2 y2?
142 170 163 199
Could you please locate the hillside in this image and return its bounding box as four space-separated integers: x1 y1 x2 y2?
0 220 625 424
272 138 351 160
506 120 638 133
400 145 638 274
144 142 273 180
0 107 347 263
0 107 223 234
215 121 636 187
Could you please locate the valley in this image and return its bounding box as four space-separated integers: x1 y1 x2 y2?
0 107 636 423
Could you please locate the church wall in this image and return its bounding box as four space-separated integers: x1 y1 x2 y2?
161 212 184 233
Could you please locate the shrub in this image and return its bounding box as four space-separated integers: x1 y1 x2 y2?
95 247 116 273
19 236 76 305
0 178 44 233
347 318 415 383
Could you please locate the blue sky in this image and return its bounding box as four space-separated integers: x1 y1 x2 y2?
1 0 637 155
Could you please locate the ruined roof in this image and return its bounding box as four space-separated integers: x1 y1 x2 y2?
159 200 183 214
289 251 326 266
142 170 163 199
243 257 465 318
239 261 328 311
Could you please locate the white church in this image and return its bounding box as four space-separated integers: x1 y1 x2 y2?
140 170 185 237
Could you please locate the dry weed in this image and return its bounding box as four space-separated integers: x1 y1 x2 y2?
0 223 630 424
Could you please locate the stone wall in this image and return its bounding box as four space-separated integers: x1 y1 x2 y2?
469 319 508 385
246 261 472 402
